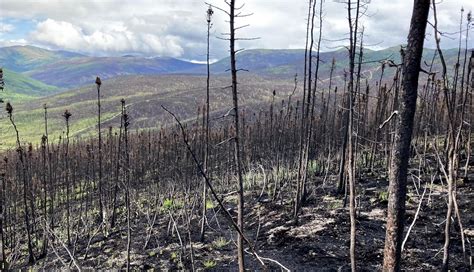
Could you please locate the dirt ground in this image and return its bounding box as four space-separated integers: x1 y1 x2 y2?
27 169 473 271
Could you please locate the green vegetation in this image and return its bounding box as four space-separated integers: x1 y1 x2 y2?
170 251 178 262
203 260 217 269
378 191 389 203
308 160 321 176
161 198 184 211
212 237 229 249
162 198 174 210
0 74 297 149
0 46 461 151
0 45 82 72
2 68 58 101
205 199 215 210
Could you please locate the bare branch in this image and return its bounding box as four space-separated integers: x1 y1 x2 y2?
235 37 261 41
379 110 399 129
161 105 269 269
216 137 235 146
235 24 250 30
204 2 230 15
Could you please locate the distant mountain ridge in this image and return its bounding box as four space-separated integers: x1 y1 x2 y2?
0 45 465 95
0 45 84 72
25 56 203 88
0 45 204 89
206 46 461 77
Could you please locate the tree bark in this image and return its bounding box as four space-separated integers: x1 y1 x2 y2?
229 1 245 270
382 1 430 270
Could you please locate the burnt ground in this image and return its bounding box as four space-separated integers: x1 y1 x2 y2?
26 170 473 271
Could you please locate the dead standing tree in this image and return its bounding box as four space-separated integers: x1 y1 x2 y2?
431 3 472 270
295 0 313 206
110 99 125 229
346 1 359 270
95 76 105 224
200 5 214 243
5 103 35 264
294 0 316 222
41 104 51 258
43 104 54 231
295 0 326 221
0 68 5 269
205 0 257 270
123 101 131 272
334 0 368 269
228 1 245 269
63 110 72 246
382 0 430 270
0 68 4 95
0 171 5 270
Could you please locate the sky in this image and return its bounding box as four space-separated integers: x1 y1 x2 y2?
0 0 473 61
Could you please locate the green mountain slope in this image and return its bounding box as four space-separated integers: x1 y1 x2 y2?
0 74 296 148
1 45 204 88
1 68 59 102
26 56 203 88
0 45 466 93
0 45 83 72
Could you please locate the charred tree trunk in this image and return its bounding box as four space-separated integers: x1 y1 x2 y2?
123 103 131 272
345 0 361 270
96 77 104 224
6 103 35 264
229 0 245 270
294 0 314 222
0 172 5 270
200 5 213 242
63 110 72 246
382 1 430 270
110 100 125 229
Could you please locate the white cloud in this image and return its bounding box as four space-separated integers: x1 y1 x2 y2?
0 39 28 47
0 23 15 33
32 19 86 48
0 0 472 59
30 18 184 57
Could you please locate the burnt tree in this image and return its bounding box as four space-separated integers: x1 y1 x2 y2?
382 0 430 270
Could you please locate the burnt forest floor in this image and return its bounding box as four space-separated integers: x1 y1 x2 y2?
26 166 474 271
